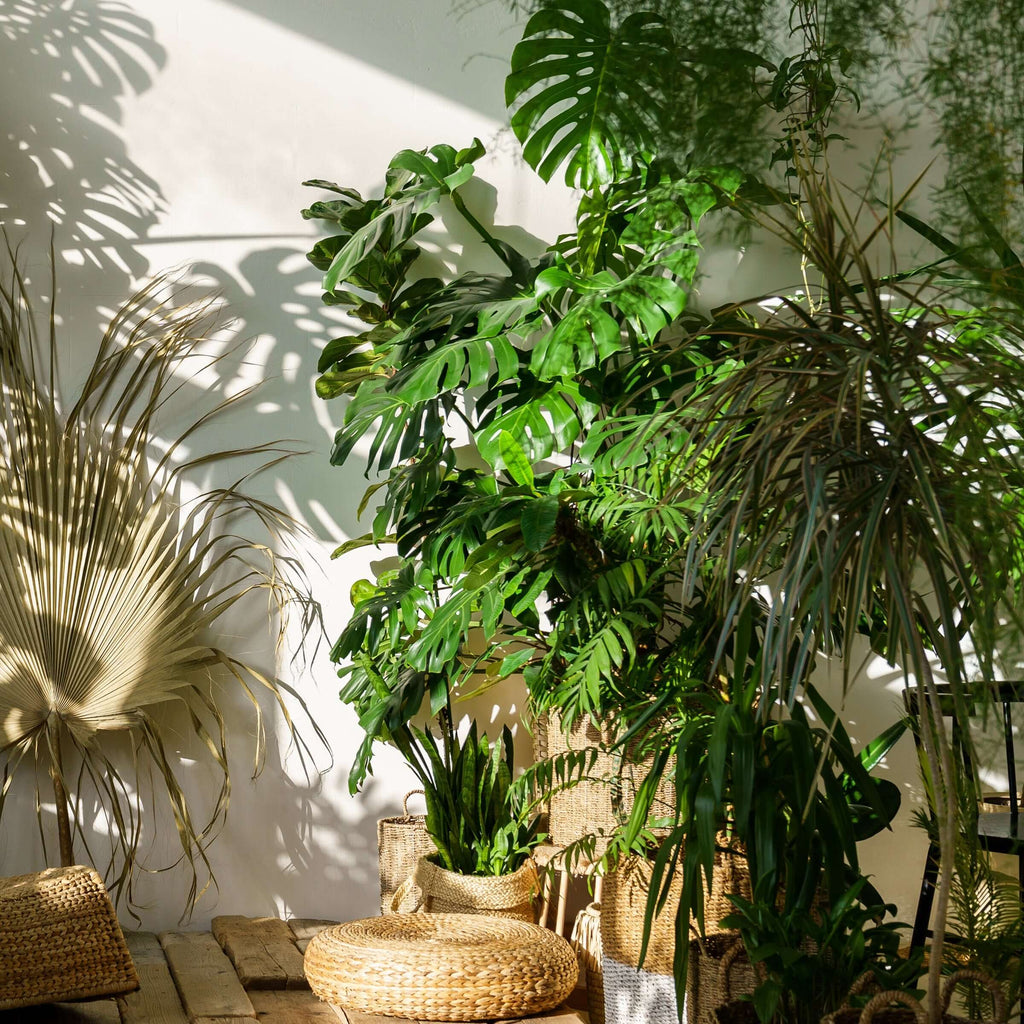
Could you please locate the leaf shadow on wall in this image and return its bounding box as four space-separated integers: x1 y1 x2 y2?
0 0 164 321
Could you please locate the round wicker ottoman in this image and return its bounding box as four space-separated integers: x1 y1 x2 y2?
304 913 578 1021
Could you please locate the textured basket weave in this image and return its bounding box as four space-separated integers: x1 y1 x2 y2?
392 855 538 920
821 969 1008 1024
686 932 757 1024
602 841 751 973
0 865 139 1010
602 855 682 976
570 901 605 1024
377 790 437 914
304 913 578 1021
543 711 675 853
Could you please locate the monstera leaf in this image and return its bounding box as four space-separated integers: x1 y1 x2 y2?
318 140 485 293
506 0 676 187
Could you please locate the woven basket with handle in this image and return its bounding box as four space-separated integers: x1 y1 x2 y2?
391 855 538 921
542 710 675 853
820 969 1008 1024
686 932 758 1024
377 790 437 914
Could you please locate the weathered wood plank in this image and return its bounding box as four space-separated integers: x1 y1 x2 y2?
118 932 189 1024
7 999 121 1023
212 916 307 991
250 989 341 1022
329 1006 586 1024
286 918 337 955
192 1018 255 1024
159 931 255 1021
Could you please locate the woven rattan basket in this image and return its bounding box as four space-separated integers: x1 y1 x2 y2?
393 855 538 920
0 865 139 1010
304 913 578 1020
571 900 605 1024
602 840 751 966
542 711 675 853
686 932 757 1024
377 790 437 914
820 970 1008 1024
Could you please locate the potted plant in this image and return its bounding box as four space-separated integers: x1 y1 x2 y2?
387 715 542 919
302 129 744 861
493 6 1024 1023
302 2 1024 1022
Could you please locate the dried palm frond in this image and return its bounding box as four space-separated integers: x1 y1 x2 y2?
0 253 326 918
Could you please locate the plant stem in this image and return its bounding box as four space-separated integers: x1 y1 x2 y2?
449 191 518 275
915 657 957 1024
48 719 74 867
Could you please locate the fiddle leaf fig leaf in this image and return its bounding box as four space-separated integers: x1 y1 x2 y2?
506 0 675 188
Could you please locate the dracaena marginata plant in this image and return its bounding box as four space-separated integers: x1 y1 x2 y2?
0 255 326 918
495 5 1024 1023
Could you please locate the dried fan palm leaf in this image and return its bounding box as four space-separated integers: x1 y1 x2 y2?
0 255 326 918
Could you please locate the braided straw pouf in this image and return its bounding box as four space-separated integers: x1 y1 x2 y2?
304 913 579 1021
0 865 139 1010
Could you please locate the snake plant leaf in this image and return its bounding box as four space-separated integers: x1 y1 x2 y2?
0 262 324 916
506 0 675 188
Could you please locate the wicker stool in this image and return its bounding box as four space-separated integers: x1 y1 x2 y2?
304 913 578 1021
0 865 138 1010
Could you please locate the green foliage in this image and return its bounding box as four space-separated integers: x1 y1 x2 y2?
618 677 904 973
304 137 742 795
506 0 677 187
393 719 541 876
721 880 923 1024
304 2 1024 1018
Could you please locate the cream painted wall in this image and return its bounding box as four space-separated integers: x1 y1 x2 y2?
0 0 939 934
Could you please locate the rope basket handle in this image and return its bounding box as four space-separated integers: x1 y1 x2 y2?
389 872 424 914
401 789 425 819
941 970 1008 1024
857 990 927 1024
848 971 884 1000
718 935 752 999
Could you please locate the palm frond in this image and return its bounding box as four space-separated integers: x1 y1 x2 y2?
0 254 327 919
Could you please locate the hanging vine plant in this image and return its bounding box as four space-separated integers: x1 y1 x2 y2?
0 256 325 918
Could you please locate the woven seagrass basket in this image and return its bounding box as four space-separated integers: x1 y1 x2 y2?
304 913 578 1021
571 900 605 1024
819 970 1008 1024
377 790 437 914
601 842 752 1024
392 855 538 920
542 710 675 853
0 865 139 1011
686 932 757 1024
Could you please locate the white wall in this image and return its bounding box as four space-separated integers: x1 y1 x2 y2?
0 0 935 933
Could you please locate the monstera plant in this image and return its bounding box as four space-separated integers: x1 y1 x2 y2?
0 259 324 915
